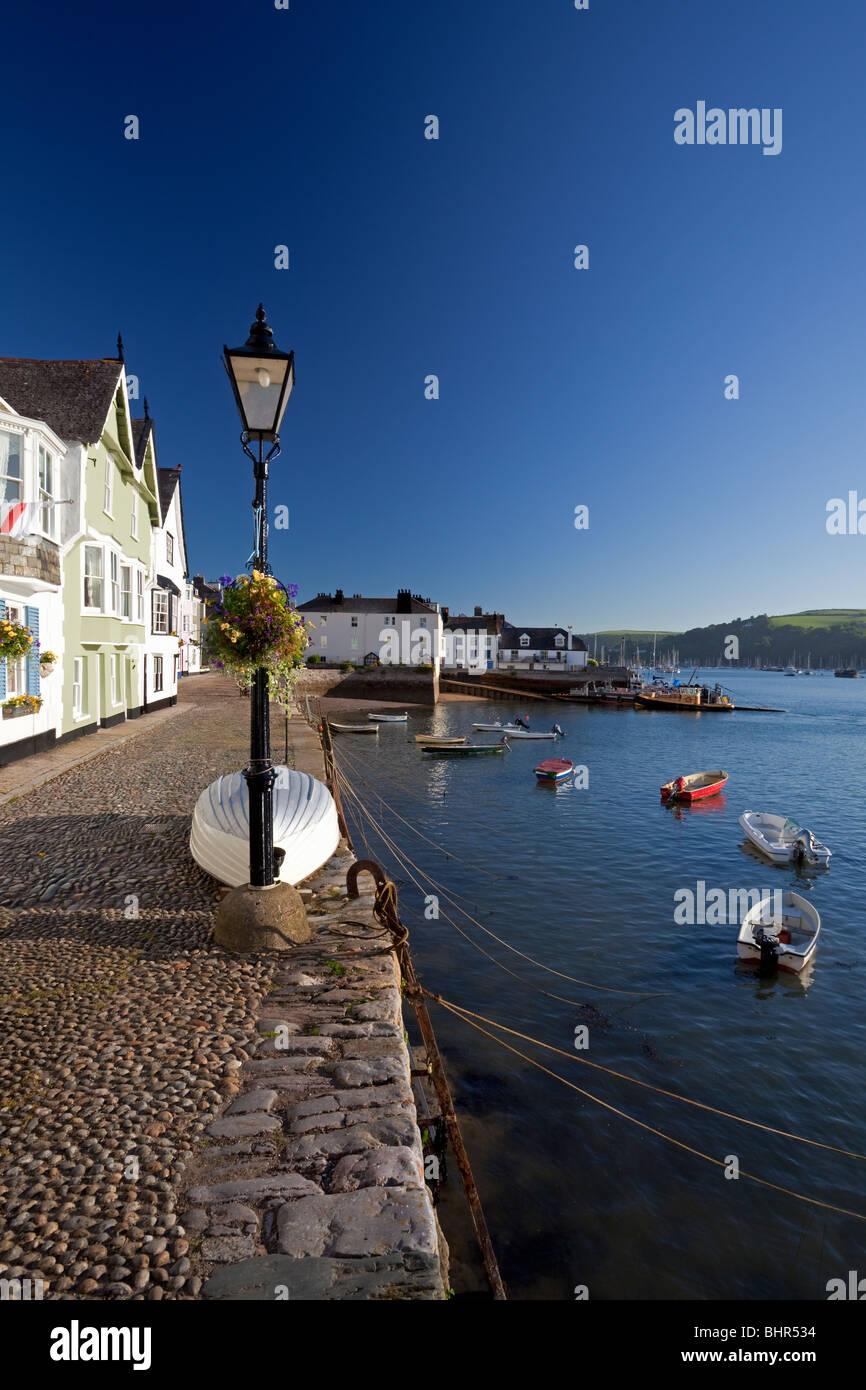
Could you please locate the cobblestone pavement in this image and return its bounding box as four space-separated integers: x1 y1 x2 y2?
0 674 285 1300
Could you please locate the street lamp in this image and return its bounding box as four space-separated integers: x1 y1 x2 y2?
223 304 295 889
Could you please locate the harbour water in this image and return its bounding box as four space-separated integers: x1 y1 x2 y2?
334 671 866 1300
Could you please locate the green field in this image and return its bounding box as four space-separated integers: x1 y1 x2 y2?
767 610 866 629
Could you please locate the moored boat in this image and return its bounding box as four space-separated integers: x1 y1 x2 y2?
190 766 340 888
367 712 409 722
737 891 821 973
413 734 466 744
739 811 832 865
635 682 733 711
661 770 728 802
330 722 379 734
834 669 859 678
498 724 565 741
534 757 574 784
421 741 507 757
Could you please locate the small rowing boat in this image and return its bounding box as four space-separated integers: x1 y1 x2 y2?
661 770 727 802
421 742 506 757
739 811 832 865
737 890 821 973
413 734 466 745
330 722 379 734
534 758 574 784
367 712 408 722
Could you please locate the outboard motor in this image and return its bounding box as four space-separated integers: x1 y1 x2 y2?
756 927 778 976
515 715 530 730
273 846 286 880
552 724 564 737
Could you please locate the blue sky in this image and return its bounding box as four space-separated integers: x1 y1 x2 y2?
2 0 865 631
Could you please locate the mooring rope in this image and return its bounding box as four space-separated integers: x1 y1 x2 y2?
333 755 666 998
431 999 866 1223
428 994 866 1163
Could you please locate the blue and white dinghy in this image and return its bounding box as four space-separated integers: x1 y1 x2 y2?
190 766 340 888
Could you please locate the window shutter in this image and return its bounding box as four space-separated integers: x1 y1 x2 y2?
151 589 157 632
25 605 40 696
0 599 6 701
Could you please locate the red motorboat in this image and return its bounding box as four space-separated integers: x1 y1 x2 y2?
660 769 728 802
535 758 574 784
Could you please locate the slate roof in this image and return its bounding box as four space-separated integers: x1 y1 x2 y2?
0 358 123 443
131 416 153 468
156 465 180 519
443 612 505 635
297 592 438 614
501 625 588 651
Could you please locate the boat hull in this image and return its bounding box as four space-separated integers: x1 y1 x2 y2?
739 811 832 865
661 770 728 802
736 891 821 973
421 745 504 757
330 723 379 733
367 713 408 722
535 758 574 783
635 691 733 712
190 766 340 889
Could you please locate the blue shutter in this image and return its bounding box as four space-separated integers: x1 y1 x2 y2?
0 599 5 701
25 605 40 697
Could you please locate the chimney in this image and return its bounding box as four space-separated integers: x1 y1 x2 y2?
442 606 449 624
474 605 482 617
397 589 412 614
335 589 344 604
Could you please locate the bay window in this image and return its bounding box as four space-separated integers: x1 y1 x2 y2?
38 445 55 536
110 552 120 613
84 546 104 608
120 565 131 618
0 430 22 503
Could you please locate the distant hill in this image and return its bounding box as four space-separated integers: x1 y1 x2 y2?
582 612 866 667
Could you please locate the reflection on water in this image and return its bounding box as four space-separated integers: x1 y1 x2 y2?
339 672 866 1300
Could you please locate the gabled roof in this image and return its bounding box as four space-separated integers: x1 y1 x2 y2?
156 465 189 578
157 465 180 520
0 358 123 443
443 612 504 635
131 416 153 469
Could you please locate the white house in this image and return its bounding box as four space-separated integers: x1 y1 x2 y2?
145 455 188 710
440 607 504 671
498 625 588 671
0 397 66 764
297 589 442 668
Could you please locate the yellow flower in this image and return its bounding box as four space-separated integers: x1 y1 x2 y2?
220 622 229 631
252 570 262 582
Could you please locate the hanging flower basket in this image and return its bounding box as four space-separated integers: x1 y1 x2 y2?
200 572 308 711
39 650 58 677
0 620 34 662
2 695 43 718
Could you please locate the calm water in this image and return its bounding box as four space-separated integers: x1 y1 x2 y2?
335 672 866 1301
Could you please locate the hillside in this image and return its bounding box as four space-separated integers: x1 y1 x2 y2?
581 612 866 667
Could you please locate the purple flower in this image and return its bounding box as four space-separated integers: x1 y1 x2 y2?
218 574 235 588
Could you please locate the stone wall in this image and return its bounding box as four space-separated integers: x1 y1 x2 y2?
0 535 61 587
180 851 446 1300
299 667 438 706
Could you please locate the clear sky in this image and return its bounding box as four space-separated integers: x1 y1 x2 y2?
2 0 865 631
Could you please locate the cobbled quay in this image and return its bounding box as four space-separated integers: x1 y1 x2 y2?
0 673 445 1300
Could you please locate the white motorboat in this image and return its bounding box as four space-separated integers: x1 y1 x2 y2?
190 766 340 889
498 724 565 741
472 722 513 731
367 712 408 723
737 890 821 973
739 811 832 866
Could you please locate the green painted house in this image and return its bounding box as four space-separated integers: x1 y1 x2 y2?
0 355 160 751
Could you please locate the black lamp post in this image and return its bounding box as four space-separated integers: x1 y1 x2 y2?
223 305 295 888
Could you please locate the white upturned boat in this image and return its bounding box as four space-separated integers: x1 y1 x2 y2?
737 890 821 973
367 712 408 722
190 766 340 888
739 811 832 866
